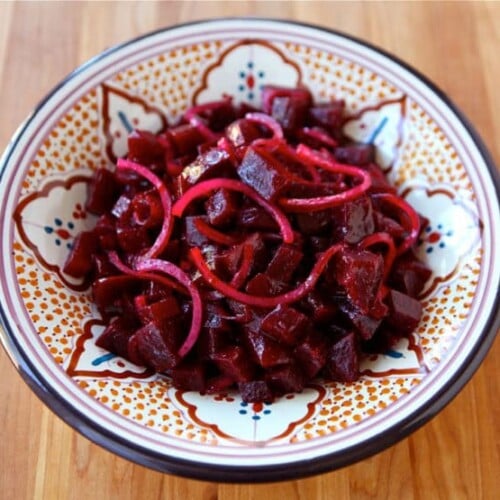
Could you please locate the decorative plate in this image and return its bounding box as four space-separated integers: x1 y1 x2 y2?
0 19 499 482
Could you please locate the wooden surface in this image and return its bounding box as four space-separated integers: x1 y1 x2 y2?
1 1 499 499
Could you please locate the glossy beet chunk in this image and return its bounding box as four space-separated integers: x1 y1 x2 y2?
385 289 423 335
334 247 384 314
86 169 120 215
323 331 359 382
261 305 310 346
63 231 97 278
243 329 292 368
239 380 274 403
332 196 375 244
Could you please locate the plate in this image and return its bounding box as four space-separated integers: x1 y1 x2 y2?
0 19 499 482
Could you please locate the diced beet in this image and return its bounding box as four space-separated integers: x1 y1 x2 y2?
167 124 204 157
226 118 263 148
127 333 146 366
211 345 255 382
94 214 118 250
243 329 292 368
92 275 140 317
111 195 132 219
128 129 165 164
338 301 382 340
135 321 180 372
204 188 239 227
194 99 236 132
293 331 328 378
309 100 345 132
172 360 207 391
301 291 338 325
385 289 423 335
261 305 310 346
184 216 211 246
96 316 137 360
389 254 432 298
261 85 312 131
323 331 359 382
265 362 305 395
245 273 287 297
363 163 396 193
86 169 119 215
332 196 375 244
236 203 278 232
334 247 384 314
115 222 151 254
206 375 235 394
239 380 274 403
197 303 233 360
134 295 181 326
295 209 333 236
63 231 97 278
334 143 374 165
237 146 291 200
92 253 117 278
266 244 303 283
130 189 163 228
180 148 234 189
373 211 406 240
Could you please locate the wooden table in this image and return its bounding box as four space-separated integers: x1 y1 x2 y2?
1 2 499 498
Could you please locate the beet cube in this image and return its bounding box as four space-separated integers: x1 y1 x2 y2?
130 189 163 228
373 211 406 240
334 143 374 166
172 360 207 391
92 275 140 317
94 214 118 250
211 346 255 382
128 129 165 164
180 148 234 188
167 124 204 157
206 375 235 394
226 118 263 148
134 295 181 326
309 100 345 132
385 289 423 335
86 169 119 215
204 188 239 227
239 380 274 403
261 85 312 131
135 321 180 372
236 203 278 232
301 291 338 325
389 254 432 298
323 331 359 382
238 146 291 200
243 329 292 368
338 301 382 340
96 316 136 360
245 273 287 297
295 209 333 236
63 231 97 278
293 331 328 378
116 223 151 254
265 363 305 395
127 333 146 366
266 244 303 283
332 196 375 244
334 248 384 314
261 305 310 346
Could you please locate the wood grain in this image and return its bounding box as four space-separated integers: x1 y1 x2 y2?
0 2 498 499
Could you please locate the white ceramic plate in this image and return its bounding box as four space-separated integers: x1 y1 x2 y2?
0 19 499 482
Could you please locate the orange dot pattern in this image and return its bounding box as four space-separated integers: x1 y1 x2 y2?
75 378 217 443
292 377 422 439
21 90 103 195
395 101 474 197
284 42 401 110
13 241 92 364
111 41 223 122
417 248 482 366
